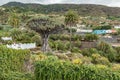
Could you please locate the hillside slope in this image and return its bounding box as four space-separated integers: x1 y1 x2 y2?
2 2 120 17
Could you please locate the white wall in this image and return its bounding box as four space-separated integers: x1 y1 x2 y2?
7 43 36 49
1 37 12 41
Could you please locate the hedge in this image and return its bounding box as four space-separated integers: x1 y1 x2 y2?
35 57 120 80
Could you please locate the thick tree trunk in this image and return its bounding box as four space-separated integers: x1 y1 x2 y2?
41 34 51 53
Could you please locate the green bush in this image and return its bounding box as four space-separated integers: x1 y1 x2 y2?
93 25 112 30
0 45 31 79
73 39 81 47
66 27 77 33
0 45 30 72
50 34 82 41
97 42 117 62
81 48 98 56
71 47 81 53
84 34 99 41
50 34 70 41
35 58 120 80
10 28 22 39
10 28 36 43
31 35 41 46
115 47 120 62
50 40 70 51
0 25 3 30
16 34 32 43
71 35 82 41
92 54 110 65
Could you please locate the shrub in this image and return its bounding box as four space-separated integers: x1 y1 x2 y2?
0 45 30 72
81 48 98 56
31 35 41 46
50 34 71 41
10 28 36 43
71 35 82 41
92 54 110 65
35 58 120 80
50 40 69 51
115 47 120 62
73 39 81 47
82 56 92 64
31 54 47 62
66 27 77 33
84 34 99 41
71 47 81 53
0 25 3 30
72 58 82 64
97 42 117 62
50 34 82 41
93 25 112 30
0 45 31 80
112 64 120 72
16 34 31 43
10 28 22 39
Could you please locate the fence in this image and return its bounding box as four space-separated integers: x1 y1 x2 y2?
7 43 36 49
1 37 12 41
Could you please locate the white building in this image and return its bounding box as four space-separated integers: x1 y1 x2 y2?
114 25 120 29
76 29 93 33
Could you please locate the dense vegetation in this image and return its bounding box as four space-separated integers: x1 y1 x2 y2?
0 46 33 80
35 57 120 80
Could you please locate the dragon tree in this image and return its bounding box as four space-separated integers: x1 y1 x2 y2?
26 16 65 52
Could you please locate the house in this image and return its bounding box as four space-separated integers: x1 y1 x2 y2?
93 30 117 34
76 29 93 33
93 30 106 34
114 25 120 29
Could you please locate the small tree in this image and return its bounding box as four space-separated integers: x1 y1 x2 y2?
65 10 79 51
27 16 65 52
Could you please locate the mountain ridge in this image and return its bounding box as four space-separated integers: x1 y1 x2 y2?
2 2 120 17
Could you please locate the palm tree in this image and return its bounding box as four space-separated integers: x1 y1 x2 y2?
26 16 65 53
65 10 79 52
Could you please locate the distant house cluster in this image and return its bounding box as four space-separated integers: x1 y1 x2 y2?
93 30 117 34
76 29 117 34
75 24 118 35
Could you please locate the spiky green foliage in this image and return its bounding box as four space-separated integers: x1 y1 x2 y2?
35 57 120 80
65 10 79 51
65 10 79 26
7 12 20 27
27 16 65 35
0 45 32 80
26 16 65 52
